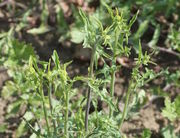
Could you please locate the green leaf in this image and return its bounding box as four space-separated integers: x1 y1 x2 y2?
27 24 51 35
161 125 178 138
20 94 29 100
23 111 34 121
148 24 160 47
138 39 142 60
70 28 85 43
0 123 8 133
79 9 89 26
23 118 41 137
128 10 139 29
7 100 23 115
138 89 146 104
102 1 114 19
134 20 149 40
2 81 17 99
52 50 60 69
162 97 177 121
4 39 35 67
16 120 27 138
16 112 34 137
141 128 152 138
174 95 180 116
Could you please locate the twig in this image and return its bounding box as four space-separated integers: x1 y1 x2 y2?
0 0 9 7
143 42 180 58
143 95 164 109
155 46 180 58
0 0 27 9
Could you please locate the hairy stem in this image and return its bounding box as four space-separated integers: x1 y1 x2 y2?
64 89 69 137
109 30 119 117
119 80 133 129
85 44 97 131
40 83 50 134
109 68 116 117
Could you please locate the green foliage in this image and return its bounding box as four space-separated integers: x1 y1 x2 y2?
0 6 157 136
161 125 180 138
27 24 52 35
70 28 85 44
141 128 152 138
5 39 35 66
166 25 180 52
0 123 8 133
79 5 164 135
165 70 180 87
0 1 179 138
162 96 180 121
0 29 35 67
24 49 122 137
87 113 121 137
148 24 160 47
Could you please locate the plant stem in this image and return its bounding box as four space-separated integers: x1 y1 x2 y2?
119 80 133 129
109 29 119 118
85 44 97 131
40 83 50 135
109 68 116 118
64 89 69 138
48 83 57 135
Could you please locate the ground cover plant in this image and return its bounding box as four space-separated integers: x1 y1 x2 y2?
0 0 180 138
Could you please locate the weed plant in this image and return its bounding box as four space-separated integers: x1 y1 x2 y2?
0 2 179 138
20 5 164 137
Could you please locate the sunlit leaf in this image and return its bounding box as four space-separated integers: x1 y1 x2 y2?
141 128 152 138
148 24 160 47
27 25 51 35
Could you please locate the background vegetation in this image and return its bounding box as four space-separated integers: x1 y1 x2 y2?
0 0 180 138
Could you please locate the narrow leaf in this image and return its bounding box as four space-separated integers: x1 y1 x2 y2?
129 10 139 29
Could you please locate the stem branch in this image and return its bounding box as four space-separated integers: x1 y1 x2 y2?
109 29 119 117
64 89 69 137
48 83 57 135
119 80 133 129
85 44 97 131
109 68 116 117
40 83 50 135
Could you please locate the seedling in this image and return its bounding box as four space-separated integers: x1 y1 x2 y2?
79 4 139 131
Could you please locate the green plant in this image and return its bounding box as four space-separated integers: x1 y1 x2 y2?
166 25 180 52
79 4 166 134
0 29 37 137
0 1 180 138
141 128 152 138
79 9 98 131
161 95 180 138
162 96 180 121
79 3 139 131
25 51 74 137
